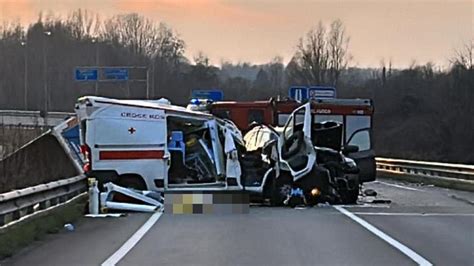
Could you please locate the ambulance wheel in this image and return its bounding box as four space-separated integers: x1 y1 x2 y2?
116 175 147 191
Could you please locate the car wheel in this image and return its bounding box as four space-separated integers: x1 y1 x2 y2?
339 176 360 204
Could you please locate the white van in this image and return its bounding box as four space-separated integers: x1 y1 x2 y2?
75 96 243 192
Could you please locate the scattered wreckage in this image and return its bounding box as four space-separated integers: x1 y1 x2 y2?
76 96 362 209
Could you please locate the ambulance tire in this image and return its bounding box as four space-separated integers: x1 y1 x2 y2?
116 175 147 191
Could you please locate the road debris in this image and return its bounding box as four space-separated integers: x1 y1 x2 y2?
85 213 127 218
64 223 75 232
100 182 163 213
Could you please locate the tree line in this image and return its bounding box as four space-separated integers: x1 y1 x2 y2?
0 10 472 163
0 11 352 110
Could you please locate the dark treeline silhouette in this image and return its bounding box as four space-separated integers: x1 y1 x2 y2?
338 57 474 163
0 11 472 163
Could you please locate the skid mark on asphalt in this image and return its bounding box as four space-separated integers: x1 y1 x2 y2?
101 212 163 266
333 206 433 266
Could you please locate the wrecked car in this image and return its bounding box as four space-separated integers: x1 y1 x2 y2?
241 103 360 205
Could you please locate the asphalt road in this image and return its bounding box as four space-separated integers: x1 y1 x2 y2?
3 178 473 266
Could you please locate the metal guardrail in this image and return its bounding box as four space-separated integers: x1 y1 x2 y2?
376 157 474 180
0 175 87 228
376 157 474 191
0 116 85 229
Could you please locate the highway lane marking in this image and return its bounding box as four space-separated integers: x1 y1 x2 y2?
339 204 391 208
101 211 163 266
353 212 474 217
376 181 422 191
333 206 433 266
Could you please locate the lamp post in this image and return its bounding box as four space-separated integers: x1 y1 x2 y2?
20 41 28 110
43 31 52 115
92 38 99 95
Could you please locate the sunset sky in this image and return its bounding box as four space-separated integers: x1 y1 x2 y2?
0 0 472 67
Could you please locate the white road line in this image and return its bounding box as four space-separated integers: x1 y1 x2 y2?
333 206 433 266
376 181 422 191
353 212 474 217
338 204 391 208
102 212 163 266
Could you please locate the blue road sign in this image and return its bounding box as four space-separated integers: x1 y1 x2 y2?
191 89 224 101
75 68 98 81
289 86 336 102
289 86 308 102
104 68 129 80
308 86 336 99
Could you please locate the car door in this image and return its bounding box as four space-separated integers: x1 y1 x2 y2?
278 103 316 180
345 125 376 183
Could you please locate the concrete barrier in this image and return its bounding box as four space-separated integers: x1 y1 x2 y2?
0 110 74 127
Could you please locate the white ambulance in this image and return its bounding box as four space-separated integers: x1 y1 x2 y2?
75 96 244 192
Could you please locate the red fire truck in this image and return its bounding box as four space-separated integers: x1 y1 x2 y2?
210 98 376 184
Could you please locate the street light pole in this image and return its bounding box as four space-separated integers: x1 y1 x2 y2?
20 41 28 110
92 38 99 95
43 31 51 116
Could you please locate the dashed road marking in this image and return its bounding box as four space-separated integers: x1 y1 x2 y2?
102 211 163 266
376 181 422 191
334 205 433 266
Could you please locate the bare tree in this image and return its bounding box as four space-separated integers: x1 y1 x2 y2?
102 13 184 58
194 51 210 66
290 19 351 86
295 21 328 85
328 19 351 86
268 56 284 96
66 9 101 40
0 21 24 42
450 40 473 70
